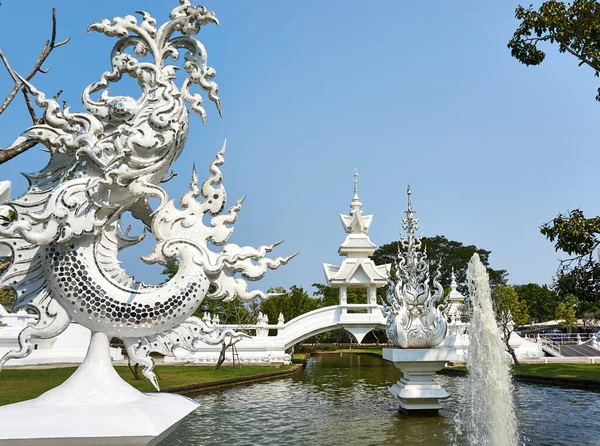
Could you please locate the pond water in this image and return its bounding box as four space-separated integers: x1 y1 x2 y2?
162 354 600 446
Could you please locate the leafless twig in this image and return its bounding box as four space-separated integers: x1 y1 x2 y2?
0 8 70 164
0 7 70 116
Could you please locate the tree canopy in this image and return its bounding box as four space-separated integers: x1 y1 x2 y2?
260 286 321 326
514 283 559 323
555 300 578 332
540 209 600 314
509 2 600 315
508 0 600 101
371 235 508 294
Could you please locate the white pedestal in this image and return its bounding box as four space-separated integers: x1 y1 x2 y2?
383 347 458 415
0 333 199 445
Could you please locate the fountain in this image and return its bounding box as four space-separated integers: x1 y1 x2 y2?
381 186 457 414
0 2 295 444
455 253 518 445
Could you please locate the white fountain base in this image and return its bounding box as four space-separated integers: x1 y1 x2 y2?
0 333 199 445
383 347 458 414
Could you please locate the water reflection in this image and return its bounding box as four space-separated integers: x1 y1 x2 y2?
162 354 600 445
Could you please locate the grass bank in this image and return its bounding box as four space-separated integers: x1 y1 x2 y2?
0 364 294 407
512 363 600 388
298 347 600 387
442 363 600 388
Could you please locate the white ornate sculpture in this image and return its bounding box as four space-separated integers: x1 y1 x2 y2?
382 186 448 348
0 1 295 393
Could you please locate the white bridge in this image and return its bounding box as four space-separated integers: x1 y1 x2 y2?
167 304 386 364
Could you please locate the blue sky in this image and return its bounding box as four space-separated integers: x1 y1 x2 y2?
0 1 597 295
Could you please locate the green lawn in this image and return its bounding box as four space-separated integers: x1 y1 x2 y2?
0 364 293 407
444 363 600 383
514 363 600 382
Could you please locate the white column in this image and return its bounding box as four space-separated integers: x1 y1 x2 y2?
368 286 377 313
339 286 347 313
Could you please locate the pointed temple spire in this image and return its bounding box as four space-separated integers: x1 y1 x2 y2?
350 168 362 212
450 268 458 292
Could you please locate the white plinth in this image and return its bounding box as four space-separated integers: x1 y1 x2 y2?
383 347 458 414
0 333 199 445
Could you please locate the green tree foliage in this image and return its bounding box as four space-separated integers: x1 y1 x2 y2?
508 0 600 101
555 301 578 332
514 283 558 323
540 210 600 314
161 260 179 280
311 283 369 306
0 288 15 309
491 286 529 365
260 286 320 326
371 236 508 294
197 298 256 325
509 2 600 314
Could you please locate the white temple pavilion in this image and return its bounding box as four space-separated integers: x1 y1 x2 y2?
323 170 390 314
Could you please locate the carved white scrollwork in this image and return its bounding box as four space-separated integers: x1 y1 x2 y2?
0 1 295 390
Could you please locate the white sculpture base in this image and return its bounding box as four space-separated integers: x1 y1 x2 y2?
382 347 458 415
0 333 198 445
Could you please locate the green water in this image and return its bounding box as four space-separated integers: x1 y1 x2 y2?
162 354 600 445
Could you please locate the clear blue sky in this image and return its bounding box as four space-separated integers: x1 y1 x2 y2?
0 1 597 294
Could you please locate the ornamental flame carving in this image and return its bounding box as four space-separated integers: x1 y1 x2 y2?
0 1 295 390
382 187 448 348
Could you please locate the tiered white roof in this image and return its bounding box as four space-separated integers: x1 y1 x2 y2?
323 170 390 287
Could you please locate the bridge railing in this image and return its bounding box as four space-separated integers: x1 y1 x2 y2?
217 304 383 337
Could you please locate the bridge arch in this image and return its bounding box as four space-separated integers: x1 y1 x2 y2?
272 304 386 349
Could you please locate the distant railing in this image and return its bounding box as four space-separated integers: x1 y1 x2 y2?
216 304 383 337
536 333 594 345
539 337 562 356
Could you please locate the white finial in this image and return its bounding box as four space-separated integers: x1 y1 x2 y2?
350 169 362 211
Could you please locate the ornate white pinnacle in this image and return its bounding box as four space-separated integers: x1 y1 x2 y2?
451 267 458 291
350 168 362 212
382 187 448 348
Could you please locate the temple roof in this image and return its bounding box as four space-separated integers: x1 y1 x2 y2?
323 259 390 285
323 170 390 288
340 212 373 234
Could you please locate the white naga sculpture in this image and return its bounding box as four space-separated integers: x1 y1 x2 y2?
0 1 295 392
382 186 448 348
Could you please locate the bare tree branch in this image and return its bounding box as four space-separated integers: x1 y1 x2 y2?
0 7 70 164
0 139 37 165
0 50 17 83
21 88 38 124
0 7 70 116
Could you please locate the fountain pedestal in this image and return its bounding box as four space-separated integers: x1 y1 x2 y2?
0 333 198 445
383 347 458 414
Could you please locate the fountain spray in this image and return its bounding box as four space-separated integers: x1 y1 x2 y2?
456 253 518 445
